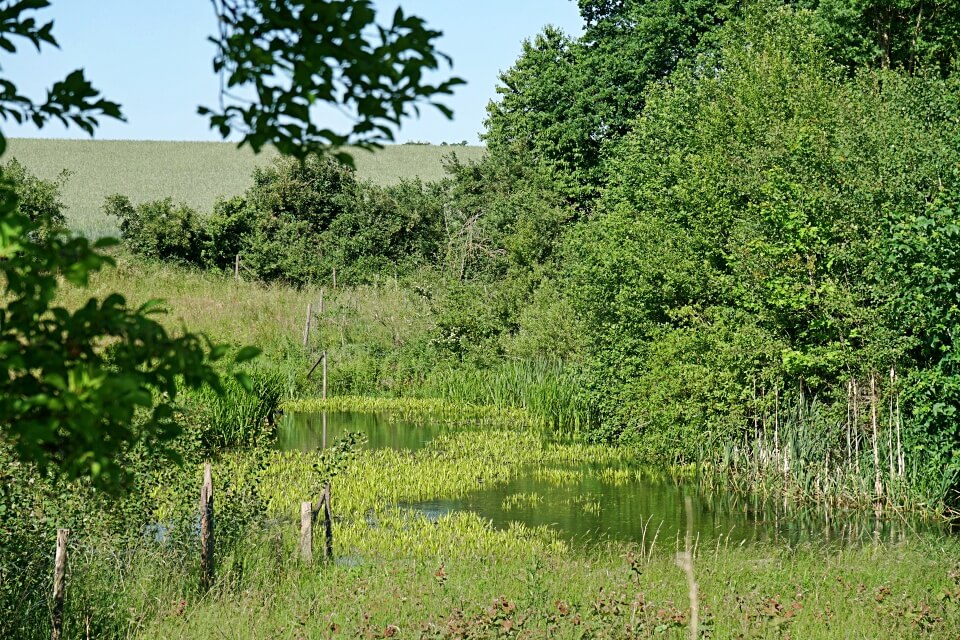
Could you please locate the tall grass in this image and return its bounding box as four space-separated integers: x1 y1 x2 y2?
21 504 960 639
6 138 485 238
419 359 596 433
180 365 288 450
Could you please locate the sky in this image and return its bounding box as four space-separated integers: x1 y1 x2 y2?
3 1 584 146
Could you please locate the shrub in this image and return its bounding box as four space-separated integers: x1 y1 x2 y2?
103 194 205 264
0 158 68 242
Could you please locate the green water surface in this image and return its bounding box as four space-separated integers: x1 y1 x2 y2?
279 411 948 546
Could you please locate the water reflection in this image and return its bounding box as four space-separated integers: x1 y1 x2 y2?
278 410 453 451
282 412 949 546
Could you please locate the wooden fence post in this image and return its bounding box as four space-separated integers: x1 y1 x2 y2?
322 482 333 560
332 267 337 290
199 462 215 592
234 254 240 282
299 501 313 564
303 303 313 348
51 528 69 640
322 351 328 400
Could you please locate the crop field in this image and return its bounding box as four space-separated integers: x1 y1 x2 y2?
5 138 484 238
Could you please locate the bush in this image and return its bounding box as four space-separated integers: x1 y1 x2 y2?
103 194 205 264
0 158 68 242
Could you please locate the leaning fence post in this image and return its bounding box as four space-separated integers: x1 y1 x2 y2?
299 501 313 564
199 462 215 592
51 528 69 640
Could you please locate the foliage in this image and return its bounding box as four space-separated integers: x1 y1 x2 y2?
881 190 960 496
0 178 262 487
110 155 449 286
203 0 463 161
571 4 960 493
0 157 66 242
485 1 738 203
0 1 122 146
805 0 960 73
103 194 206 264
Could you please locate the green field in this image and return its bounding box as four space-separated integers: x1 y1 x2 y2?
5 138 485 238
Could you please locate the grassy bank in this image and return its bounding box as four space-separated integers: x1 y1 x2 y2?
7 138 484 238
54 255 592 429
122 532 960 639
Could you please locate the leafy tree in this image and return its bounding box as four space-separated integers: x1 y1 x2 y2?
880 189 960 496
487 0 960 209
0 0 463 487
485 0 737 203
103 194 206 264
571 5 959 466
804 0 960 73
203 0 463 161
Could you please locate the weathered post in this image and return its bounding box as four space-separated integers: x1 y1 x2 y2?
322 483 333 560
299 501 313 564
234 254 240 282
675 497 699 640
332 267 337 290
322 351 327 400
303 303 313 348
51 528 69 640
199 462 215 592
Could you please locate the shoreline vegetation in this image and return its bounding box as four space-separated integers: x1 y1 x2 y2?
50 255 960 517
6 392 960 638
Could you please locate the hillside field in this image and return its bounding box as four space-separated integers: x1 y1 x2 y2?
5 138 485 238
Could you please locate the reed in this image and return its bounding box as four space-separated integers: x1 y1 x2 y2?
701 372 940 513
418 359 596 432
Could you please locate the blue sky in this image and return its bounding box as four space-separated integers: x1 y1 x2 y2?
4 1 584 145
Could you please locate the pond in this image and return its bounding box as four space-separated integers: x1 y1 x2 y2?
279 411 949 546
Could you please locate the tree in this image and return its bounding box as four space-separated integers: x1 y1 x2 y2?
570 4 959 465
803 0 960 74
204 0 463 162
0 0 462 488
484 0 737 204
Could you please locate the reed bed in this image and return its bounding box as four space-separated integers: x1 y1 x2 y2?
699 371 945 514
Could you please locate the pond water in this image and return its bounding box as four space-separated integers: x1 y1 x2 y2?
279 411 949 546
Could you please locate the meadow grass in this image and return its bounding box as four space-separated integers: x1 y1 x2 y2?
54 256 591 429
54 254 319 351
58 512 960 639
6 138 484 238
